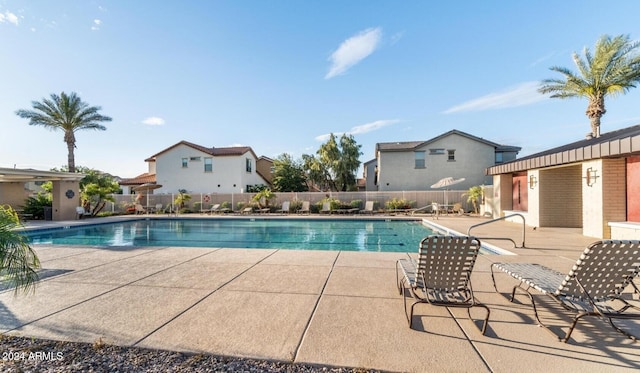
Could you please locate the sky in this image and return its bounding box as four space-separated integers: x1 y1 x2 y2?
2 1 640 178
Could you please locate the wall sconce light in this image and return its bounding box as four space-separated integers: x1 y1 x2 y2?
584 167 598 186
528 174 537 189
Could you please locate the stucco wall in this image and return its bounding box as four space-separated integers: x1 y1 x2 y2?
582 159 626 238
0 182 29 208
377 133 495 191
155 144 266 194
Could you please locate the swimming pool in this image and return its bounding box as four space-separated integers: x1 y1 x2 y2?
24 218 437 253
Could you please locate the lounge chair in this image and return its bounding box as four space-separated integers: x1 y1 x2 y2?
320 202 332 214
202 204 220 214
396 235 489 334
135 204 146 214
241 206 253 214
277 201 290 214
491 240 640 342
298 201 310 215
360 201 376 214
76 206 91 219
155 204 163 214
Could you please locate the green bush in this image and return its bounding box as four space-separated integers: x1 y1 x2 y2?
290 200 303 212
21 194 52 220
385 198 414 210
350 199 363 209
193 202 202 211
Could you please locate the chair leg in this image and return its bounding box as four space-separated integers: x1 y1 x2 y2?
467 303 490 335
607 317 640 341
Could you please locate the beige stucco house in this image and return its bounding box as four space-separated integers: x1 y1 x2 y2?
486 124 640 239
375 130 520 191
133 141 272 194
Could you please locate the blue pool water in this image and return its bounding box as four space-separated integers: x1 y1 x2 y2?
24 219 437 252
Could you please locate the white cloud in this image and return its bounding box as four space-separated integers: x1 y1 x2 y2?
315 119 400 141
91 19 101 31
325 27 382 79
142 117 165 126
0 11 19 25
443 81 546 114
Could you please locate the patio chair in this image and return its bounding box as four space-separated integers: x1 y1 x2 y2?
76 206 91 219
155 204 163 214
320 202 332 214
135 204 146 214
360 201 376 214
241 206 253 215
277 201 290 214
491 240 640 342
298 201 310 215
202 204 220 214
396 235 489 334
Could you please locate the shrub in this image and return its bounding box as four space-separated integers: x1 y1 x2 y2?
385 198 414 210
21 194 52 220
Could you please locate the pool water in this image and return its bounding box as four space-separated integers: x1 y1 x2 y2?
24 219 436 252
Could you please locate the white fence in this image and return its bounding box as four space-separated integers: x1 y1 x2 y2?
105 190 473 214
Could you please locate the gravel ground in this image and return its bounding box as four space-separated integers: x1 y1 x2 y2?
0 335 382 373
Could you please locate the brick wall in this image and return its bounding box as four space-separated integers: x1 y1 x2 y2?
539 165 582 227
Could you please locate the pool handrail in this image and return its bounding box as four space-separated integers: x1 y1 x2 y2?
466 213 526 248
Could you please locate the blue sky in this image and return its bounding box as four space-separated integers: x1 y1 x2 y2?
2 1 640 178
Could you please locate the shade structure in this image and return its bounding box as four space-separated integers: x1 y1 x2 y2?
133 183 162 210
430 177 465 206
430 177 465 189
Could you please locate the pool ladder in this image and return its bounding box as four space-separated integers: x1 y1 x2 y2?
467 213 526 248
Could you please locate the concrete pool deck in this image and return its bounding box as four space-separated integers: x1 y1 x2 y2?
1 214 639 372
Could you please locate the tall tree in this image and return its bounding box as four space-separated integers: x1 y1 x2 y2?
16 92 112 172
272 153 308 192
539 34 640 138
303 133 362 191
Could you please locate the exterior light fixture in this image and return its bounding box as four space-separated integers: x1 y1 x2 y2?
584 167 598 186
528 174 537 189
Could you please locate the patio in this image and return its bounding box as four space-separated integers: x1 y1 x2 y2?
0 215 639 372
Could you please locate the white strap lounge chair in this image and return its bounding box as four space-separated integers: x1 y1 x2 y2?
491 240 640 342
298 201 310 215
360 201 376 214
320 202 332 214
277 201 290 214
396 235 489 334
134 204 146 215
76 206 91 219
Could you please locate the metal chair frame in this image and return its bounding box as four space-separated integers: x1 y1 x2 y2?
396 235 490 334
491 240 640 343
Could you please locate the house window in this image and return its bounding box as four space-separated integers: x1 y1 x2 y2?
429 149 445 155
447 150 456 161
181 158 188 168
414 151 425 168
190 156 201 161
495 152 504 164
204 157 212 172
246 158 252 172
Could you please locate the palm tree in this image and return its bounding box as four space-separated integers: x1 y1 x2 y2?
0 205 40 294
16 92 112 172
539 34 640 138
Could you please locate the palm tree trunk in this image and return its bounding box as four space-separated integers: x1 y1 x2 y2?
64 130 76 172
586 96 605 138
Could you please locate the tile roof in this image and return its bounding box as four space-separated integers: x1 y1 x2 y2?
487 124 640 175
119 172 156 185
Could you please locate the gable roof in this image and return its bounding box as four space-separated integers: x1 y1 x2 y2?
120 172 156 185
376 129 521 153
487 124 640 175
145 140 255 162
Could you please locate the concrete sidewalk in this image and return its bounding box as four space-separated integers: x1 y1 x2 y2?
1 216 639 372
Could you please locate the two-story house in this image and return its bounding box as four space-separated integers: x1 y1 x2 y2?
122 140 272 194
375 129 520 191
